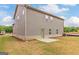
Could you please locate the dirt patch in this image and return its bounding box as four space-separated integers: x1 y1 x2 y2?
2 35 79 55
4 39 44 55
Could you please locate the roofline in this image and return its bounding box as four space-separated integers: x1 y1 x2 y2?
25 5 64 20
13 5 18 19
14 4 64 20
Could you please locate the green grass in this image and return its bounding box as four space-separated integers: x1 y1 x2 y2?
0 35 9 51
0 35 16 51
1 35 79 54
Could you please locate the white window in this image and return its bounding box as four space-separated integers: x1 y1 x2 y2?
45 15 49 19
50 16 53 21
22 10 24 15
45 15 49 21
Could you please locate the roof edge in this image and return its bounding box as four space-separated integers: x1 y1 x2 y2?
13 5 18 19
24 5 64 20
14 4 64 20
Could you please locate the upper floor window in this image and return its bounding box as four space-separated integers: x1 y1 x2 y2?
22 9 24 15
45 15 49 21
50 16 53 21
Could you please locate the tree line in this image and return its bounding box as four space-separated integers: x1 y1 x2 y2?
0 26 79 33
0 26 13 33
64 27 79 32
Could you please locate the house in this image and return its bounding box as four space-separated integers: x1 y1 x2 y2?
13 4 64 40
0 30 5 35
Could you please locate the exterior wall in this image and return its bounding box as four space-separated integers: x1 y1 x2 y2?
50 17 64 37
27 8 64 39
13 5 64 40
13 5 26 40
27 8 44 39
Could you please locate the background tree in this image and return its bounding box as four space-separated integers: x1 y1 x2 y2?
0 26 13 33
64 27 78 32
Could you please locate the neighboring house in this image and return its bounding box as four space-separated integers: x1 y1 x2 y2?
0 30 5 35
13 4 64 40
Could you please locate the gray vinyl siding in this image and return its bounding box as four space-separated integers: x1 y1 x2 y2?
27 8 43 36
13 5 25 36
13 5 64 40
27 8 64 37
51 17 64 35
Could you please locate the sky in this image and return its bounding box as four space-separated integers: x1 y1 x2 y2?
0 4 16 26
32 4 79 27
0 4 79 27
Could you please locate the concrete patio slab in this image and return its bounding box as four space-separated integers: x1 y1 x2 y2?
37 38 59 43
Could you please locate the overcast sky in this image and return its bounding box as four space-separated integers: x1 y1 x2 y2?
0 4 79 27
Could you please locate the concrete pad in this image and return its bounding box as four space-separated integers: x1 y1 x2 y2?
37 38 59 43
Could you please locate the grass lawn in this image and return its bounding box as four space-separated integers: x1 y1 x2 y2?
1 35 79 55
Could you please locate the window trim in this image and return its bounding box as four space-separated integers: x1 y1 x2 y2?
45 15 49 19
50 16 53 21
22 9 24 15
56 29 58 34
49 29 52 35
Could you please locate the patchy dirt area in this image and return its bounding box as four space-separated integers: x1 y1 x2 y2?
1 35 79 55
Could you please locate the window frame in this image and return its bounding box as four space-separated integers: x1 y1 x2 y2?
56 29 58 34
45 15 49 22
49 29 52 35
22 9 25 15
50 16 53 21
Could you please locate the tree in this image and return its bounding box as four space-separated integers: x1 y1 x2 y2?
0 26 13 33
64 27 78 32
5 26 13 33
